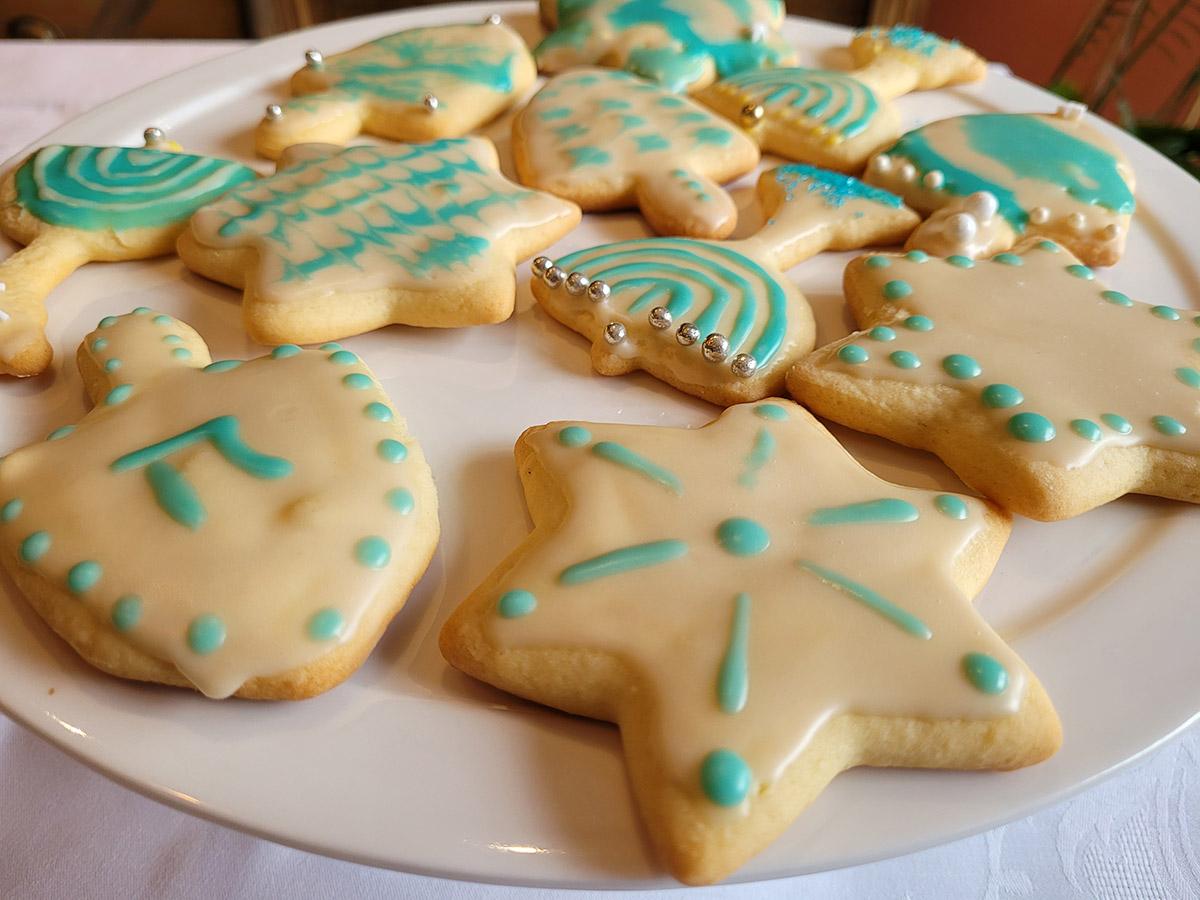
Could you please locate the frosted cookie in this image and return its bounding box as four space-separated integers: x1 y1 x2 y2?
531 164 918 405
255 21 535 159
439 400 1061 885
0 136 256 377
178 140 580 345
534 0 795 94
0 310 438 699
513 68 758 239
863 111 1136 266
696 27 983 172
787 239 1200 521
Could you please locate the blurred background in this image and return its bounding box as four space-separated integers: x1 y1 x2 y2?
1 0 1197 175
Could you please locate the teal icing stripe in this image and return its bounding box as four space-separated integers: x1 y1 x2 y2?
590 441 682 494
716 593 751 714
808 498 919 526
111 415 293 480
797 560 932 639
144 460 205 530
721 68 879 138
739 428 775 487
559 539 688 585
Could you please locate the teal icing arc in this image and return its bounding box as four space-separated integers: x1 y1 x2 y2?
719 68 880 139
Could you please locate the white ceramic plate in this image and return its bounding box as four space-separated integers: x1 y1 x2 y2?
1 2 1198 888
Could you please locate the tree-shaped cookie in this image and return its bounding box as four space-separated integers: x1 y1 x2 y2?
513 68 758 239
0 139 256 377
255 21 536 159
530 164 918 405
440 400 1060 885
862 110 1136 266
178 139 580 345
0 309 438 699
788 239 1200 520
534 0 795 93
696 26 985 172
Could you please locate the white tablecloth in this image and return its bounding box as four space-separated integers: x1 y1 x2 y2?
0 38 1197 900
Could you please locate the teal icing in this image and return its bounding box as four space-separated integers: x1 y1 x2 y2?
700 748 752 806
152 315 172 326
869 326 896 341
591 441 683 494
754 404 788 420
809 498 919 526
626 46 709 93
559 539 688 585
905 250 929 263
567 146 611 166
1101 290 1133 307
947 255 974 268
693 126 732 146
497 589 537 619
865 256 890 268
171 348 191 360
343 373 372 390
92 338 108 351
365 402 393 422
46 425 75 441
112 416 293 480
1070 419 1102 442
188 614 226 655
67 560 102 594
355 535 391 568
942 353 981 379
962 652 1008 694
321 342 343 351
903 315 934 332
204 360 243 373
386 488 414 515
716 593 751 714
105 384 134 405
1101 413 1132 434
797 560 932 639
20 531 51 563
104 359 122 372
98 316 119 328
328 350 358 365
864 24 952 56
634 133 670 152
145 460 205 529
1066 264 1094 280
557 425 592 448
1008 412 1056 442
16 145 257 231
774 164 902 209
378 439 408 462
720 68 879 139
1151 305 1180 320
889 350 921 369
1175 367 1200 389
271 345 301 359
934 494 968 520
738 428 775 487
982 383 1023 409
163 335 183 345
1152 415 1186 436
716 517 770 556
883 280 912 300
111 595 142 632
992 253 1022 266
0 498 21 522
307 608 345 641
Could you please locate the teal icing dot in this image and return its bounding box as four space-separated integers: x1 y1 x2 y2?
754 404 788 421
889 350 921 369
111 595 142 632
864 256 891 269
869 326 896 342
171 348 192 360
152 314 172 325
946 255 974 268
364 402 393 422
1037 240 1060 252
204 360 242 373
693 126 732 145
104 384 133 405
1101 290 1132 307
320 342 342 351
1008 412 1056 442
104 359 122 372
46 425 75 441
163 334 183 345
20 531 51 563
354 536 391 568
91 338 108 351
905 250 929 262
1151 305 1180 321
133 307 151 315
0 498 21 522
187 614 226 655
1101 413 1132 434
837 344 869 365
942 354 981 379
66 560 102 594
700 748 752 807
1176 367 1200 389
934 494 968 520
963 652 1008 694
307 608 345 641
271 344 302 359
883 280 912 300
716 518 770 556
992 252 1023 266
1152 415 1186 436
1065 264 1094 280
497 589 537 619
377 439 408 463
1070 419 1102 442
903 315 933 332
981 384 1023 409
328 349 358 365
342 373 372 390
386 488 414 515
98 316 119 328
557 425 592 447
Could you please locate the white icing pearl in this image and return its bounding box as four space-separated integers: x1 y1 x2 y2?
923 170 944 190
422 93 440 112
1029 206 1050 225
745 22 768 42
1057 101 1087 121
870 154 892 174
945 212 978 243
1101 223 1120 240
264 104 283 121
604 321 626 344
730 353 758 378
676 322 700 346
965 191 998 223
898 162 917 182
1068 212 1086 231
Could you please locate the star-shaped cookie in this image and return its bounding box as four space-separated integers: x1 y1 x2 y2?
255 21 536 159
177 140 580 345
530 163 917 404
513 68 759 239
788 239 1200 520
533 0 795 94
0 309 438 699
440 400 1060 885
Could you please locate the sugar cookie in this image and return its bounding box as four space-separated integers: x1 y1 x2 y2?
0 309 438 699
178 140 580 345
440 400 1060 885
848 24 986 94
513 68 758 239
787 239 1200 521
255 21 536 159
534 0 795 94
530 164 917 404
0 138 256 377
863 111 1136 265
